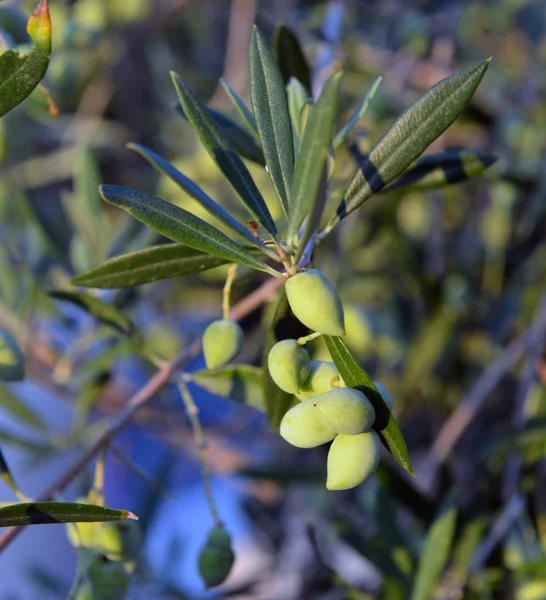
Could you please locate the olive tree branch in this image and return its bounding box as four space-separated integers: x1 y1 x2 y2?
0 275 284 554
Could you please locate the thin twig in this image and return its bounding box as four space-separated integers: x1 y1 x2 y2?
0 276 283 554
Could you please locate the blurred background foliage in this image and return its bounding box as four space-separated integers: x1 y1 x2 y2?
0 0 545 598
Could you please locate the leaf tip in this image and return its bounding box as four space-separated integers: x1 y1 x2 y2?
27 0 51 46
125 510 139 521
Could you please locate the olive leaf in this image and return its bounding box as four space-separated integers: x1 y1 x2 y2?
0 447 25 500
99 185 281 277
0 328 25 382
385 149 498 191
249 26 294 217
333 76 382 149
171 72 277 236
0 501 137 528
287 72 341 249
326 59 491 230
287 77 310 152
127 143 268 249
411 491 458 600
219 78 258 138
324 335 414 476
272 23 312 92
72 243 234 288
0 0 52 118
0 385 48 431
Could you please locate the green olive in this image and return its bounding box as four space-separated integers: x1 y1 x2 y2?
296 361 343 400
280 399 337 448
313 388 375 434
268 339 311 394
88 555 130 600
203 319 243 370
326 430 381 490
198 527 235 589
285 269 345 336
374 381 394 411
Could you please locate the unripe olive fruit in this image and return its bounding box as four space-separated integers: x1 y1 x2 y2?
296 361 343 400
285 269 345 336
198 527 235 589
88 555 130 600
268 339 311 394
326 430 381 491
280 399 337 448
374 381 394 412
313 388 375 435
203 319 243 370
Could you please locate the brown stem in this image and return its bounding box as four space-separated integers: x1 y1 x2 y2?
0 276 284 554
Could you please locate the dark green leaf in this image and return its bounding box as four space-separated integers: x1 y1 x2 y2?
175 102 264 165
0 447 23 498
287 77 310 151
272 24 311 92
191 365 265 411
0 501 137 527
49 290 136 336
262 288 307 427
411 492 458 600
249 26 294 216
0 386 48 431
287 72 341 249
333 76 382 149
327 59 491 230
0 328 25 382
385 149 498 191
99 185 281 276
219 78 258 137
127 143 268 249
72 243 233 288
0 0 52 118
324 336 414 475
171 72 277 236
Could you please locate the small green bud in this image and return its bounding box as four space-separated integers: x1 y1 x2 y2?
268 339 311 394
285 269 345 336
280 399 337 448
374 381 394 411
203 319 243 369
314 388 375 435
198 527 235 589
88 555 130 600
326 430 381 491
296 361 343 400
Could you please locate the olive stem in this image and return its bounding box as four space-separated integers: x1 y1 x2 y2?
222 264 238 320
177 380 222 528
297 331 322 346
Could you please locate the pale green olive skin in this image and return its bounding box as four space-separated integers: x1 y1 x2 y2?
285 269 345 336
203 319 243 370
198 527 235 589
373 381 394 412
326 430 381 491
268 339 311 394
280 399 337 448
314 388 375 435
296 361 342 400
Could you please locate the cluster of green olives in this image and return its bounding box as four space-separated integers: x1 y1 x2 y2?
268 269 394 491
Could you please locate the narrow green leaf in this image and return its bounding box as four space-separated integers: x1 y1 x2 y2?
324 336 414 475
99 185 281 277
171 72 277 237
127 143 267 249
191 365 266 411
411 492 458 600
0 329 25 382
72 244 233 288
0 386 48 431
327 59 491 229
249 26 294 216
385 149 498 192
49 290 136 337
0 447 24 499
287 77 310 152
287 72 341 247
219 78 258 137
262 289 309 427
272 24 312 92
0 501 137 527
0 0 52 118
333 76 382 149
